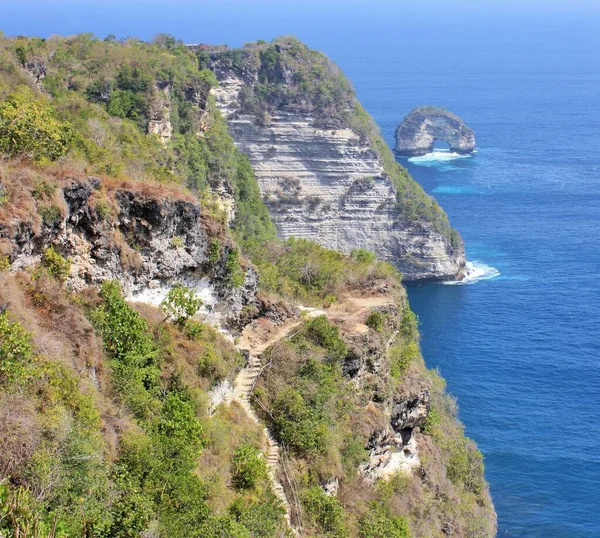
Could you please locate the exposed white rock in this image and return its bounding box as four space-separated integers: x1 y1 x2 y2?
212 75 464 281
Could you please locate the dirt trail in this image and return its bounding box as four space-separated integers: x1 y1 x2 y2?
230 294 394 532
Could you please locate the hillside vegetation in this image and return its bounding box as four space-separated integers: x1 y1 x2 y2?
0 32 493 537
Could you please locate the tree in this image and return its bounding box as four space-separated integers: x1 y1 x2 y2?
0 86 74 162
161 285 202 325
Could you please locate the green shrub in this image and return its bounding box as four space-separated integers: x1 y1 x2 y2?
271 388 329 454
32 178 57 199
0 310 33 382
38 204 62 226
171 235 185 249
231 443 267 489
0 86 74 162
225 248 245 288
94 280 160 418
0 254 10 271
42 246 70 280
305 315 348 360
358 503 410 538
301 486 347 537
196 346 227 382
446 437 485 495
161 284 202 324
207 239 221 265
365 311 385 332
229 497 285 537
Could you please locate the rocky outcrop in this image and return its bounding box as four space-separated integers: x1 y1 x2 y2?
394 106 476 156
1 177 257 324
147 82 173 143
361 391 430 481
211 72 465 282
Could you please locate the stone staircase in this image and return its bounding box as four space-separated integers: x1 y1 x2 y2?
232 352 294 531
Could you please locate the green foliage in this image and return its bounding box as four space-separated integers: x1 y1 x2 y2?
94 280 160 417
0 481 69 538
231 443 267 489
225 248 245 288
421 405 441 434
161 284 203 324
32 178 57 199
271 387 330 454
301 486 347 537
42 246 70 280
231 155 278 252
304 315 348 360
0 86 74 162
446 437 485 495
207 239 221 265
38 204 62 226
0 310 33 382
253 237 400 306
358 503 411 538
0 254 10 270
365 310 385 332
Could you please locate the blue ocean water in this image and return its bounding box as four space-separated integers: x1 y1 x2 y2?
4 3 600 535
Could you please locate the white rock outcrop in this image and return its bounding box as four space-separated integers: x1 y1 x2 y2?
212 74 464 281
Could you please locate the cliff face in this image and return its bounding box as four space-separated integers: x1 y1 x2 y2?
395 106 476 156
0 172 257 324
208 42 465 282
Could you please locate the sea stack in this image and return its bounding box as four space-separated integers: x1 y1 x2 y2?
394 106 476 156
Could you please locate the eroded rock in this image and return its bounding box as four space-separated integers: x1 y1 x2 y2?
394 106 475 157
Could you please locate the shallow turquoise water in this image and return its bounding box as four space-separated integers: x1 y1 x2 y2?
4 4 600 535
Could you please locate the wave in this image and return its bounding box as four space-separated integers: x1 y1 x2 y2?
408 149 473 165
444 260 500 285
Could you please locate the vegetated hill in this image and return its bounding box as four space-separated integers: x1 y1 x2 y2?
205 36 465 282
0 33 494 537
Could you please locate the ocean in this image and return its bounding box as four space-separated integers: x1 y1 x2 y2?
4 3 600 535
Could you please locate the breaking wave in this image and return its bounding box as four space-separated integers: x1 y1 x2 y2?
408 149 473 165
444 260 500 285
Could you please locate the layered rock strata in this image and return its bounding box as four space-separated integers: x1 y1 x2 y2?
211 74 465 282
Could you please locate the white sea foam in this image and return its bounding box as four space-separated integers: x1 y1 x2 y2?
408 149 473 165
443 261 500 285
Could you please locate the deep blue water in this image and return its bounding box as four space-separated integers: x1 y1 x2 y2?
4 3 600 536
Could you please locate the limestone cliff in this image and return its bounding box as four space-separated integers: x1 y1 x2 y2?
395 106 476 156
204 38 465 282
0 172 258 325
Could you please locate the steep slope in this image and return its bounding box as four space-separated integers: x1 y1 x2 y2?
204 38 465 282
0 33 494 538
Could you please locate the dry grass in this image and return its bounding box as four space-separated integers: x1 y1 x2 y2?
0 393 41 480
113 229 143 272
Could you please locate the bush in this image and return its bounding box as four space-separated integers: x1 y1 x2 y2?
271 388 329 454
366 311 385 332
42 246 71 280
38 204 62 226
301 486 347 537
161 284 203 325
305 315 348 360
358 503 410 538
0 310 33 383
225 248 245 288
0 86 74 162
231 443 267 489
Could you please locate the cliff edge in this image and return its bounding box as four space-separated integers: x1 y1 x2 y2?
202 38 465 282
